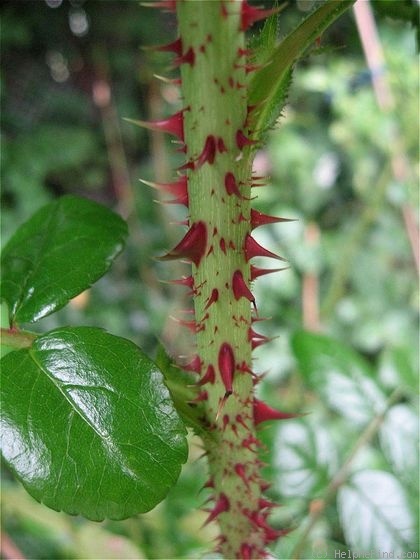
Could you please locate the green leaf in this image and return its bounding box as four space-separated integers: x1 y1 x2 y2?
249 0 355 137
1 195 128 324
338 470 416 554
0 327 188 521
379 404 419 489
273 418 338 498
291 331 387 426
155 344 209 437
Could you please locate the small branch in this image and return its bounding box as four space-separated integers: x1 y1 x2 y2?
302 223 321 332
1 328 37 349
291 387 402 559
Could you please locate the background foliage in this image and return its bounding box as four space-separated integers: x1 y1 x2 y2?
1 0 418 558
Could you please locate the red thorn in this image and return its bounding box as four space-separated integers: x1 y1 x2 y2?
251 209 293 229
236 129 256 150
234 463 250 487
224 172 244 198
240 1 280 31
198 364 215 386
219 238 227 254
183 355 202 374
240 544 253 560
243 510 283 542
218 342 235 396
203 478 214 489
125 108 186 141
244 234 286 262
204 288 219 310
159 221 207 267
252 337 272 350
259 498 277 510
232 270 254 303
250 264 287 280
140 176 188 207
175 46 195 67
253 398 297 425
152 37 183 56
196 135 217 167
203 493 230 526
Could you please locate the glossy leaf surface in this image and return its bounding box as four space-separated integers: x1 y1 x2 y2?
0 196 127 324
0 327 188 521
292 331 387 426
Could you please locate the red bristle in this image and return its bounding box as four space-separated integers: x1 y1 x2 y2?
140 176 188 207
234 463 250 487
183 355 202 374
232 270 255 303
236 129 256 150
198 364 216 386
240 1 279 31
171 316 197 333
191 390 208 403
203 478 214 489
178 160 195 171
203 493 230 526
217 137 228 153
251 209 294 229
237 47 252 57
196 135 217 167
236 414 249 431
253 398 297 425
204 288 219 310
220 238 227 254
126 108 186 141
175 46 195 67
244 234 286 262
158 221 207 267
242 434 260 451
218 342 235 396
141 0 176 11
224 172 243 198
153 37 183 56
168 275 194 289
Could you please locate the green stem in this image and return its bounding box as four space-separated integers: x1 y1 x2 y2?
177 2 265 557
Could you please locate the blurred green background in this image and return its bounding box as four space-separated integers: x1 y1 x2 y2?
1 1 418 559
